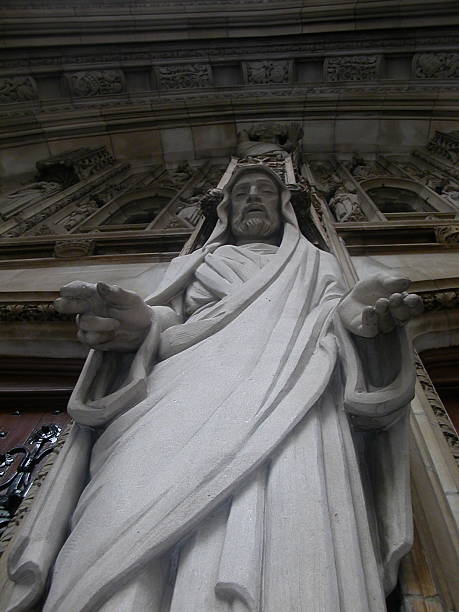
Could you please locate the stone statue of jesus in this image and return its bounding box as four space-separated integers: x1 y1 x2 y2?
3 165 422 612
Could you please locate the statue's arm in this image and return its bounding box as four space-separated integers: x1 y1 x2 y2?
55 281 183 353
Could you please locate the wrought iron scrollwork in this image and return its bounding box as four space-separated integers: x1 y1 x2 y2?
0 424 62 534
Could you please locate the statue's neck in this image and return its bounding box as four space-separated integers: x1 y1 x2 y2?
235 236 279 247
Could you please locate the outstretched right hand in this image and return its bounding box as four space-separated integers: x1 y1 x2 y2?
55 281 153 352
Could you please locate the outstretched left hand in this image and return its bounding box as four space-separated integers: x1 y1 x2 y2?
338 273 424 338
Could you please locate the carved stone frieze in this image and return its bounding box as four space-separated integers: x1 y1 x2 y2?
0 162 128 239
346 156 385 180
420 288 459 311
325 55 380 82
243 60 291 85
65 70 125 97
414 149 459 182
61 201 100 231
425 131 459 166
0 303 72 322
415 354 459 466
434 225 459 245
156 64 212 89
36 146 116 186
0 76 38 104
54 239 95 258
413 53 459 79
237 122 302 160
0 182 62 220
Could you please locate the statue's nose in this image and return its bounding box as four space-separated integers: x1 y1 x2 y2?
247 185 260 201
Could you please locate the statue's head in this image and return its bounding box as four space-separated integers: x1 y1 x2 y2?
227 167 283 245
204 164 299 250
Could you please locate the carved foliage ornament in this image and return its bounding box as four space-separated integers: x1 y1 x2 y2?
0 303 72 322
66 70 125 97
415 355 459 466
434 225 459 245
156 64 212 90
325 55 380 82
413 53 459 79
244 60 291 85
0 76 38 104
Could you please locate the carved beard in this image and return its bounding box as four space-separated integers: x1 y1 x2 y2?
232 213 277 241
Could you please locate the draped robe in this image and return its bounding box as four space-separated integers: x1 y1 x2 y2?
3 184 415 612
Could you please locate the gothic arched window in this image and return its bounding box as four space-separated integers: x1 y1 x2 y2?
366 186 435 213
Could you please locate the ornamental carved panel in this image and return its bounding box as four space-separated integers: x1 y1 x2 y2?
243 60 292 85
156 64 212 89
65 70 125 97
413 53 459 79
325 55 380 82
0 76 38 104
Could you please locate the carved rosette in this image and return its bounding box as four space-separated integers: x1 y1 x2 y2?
156 64 212 90
66 70 125 97
434 225 459 245
413 53 459 79
0 76 38 104
54 239 95 258
243 60 292 85
325 55 380 82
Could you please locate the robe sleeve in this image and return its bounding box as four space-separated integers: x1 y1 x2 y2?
335 315 415 595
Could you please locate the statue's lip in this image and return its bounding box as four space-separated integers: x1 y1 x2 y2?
245 206 265 214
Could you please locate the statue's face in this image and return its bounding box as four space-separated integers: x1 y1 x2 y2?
230 171 282 243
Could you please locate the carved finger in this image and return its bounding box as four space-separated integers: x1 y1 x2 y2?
382 277 411 295
374 297 389 314
404 293 424 317
374 298 394 333
55 297 92 315
78 314 120 332
77 329 115 346
389 292 411 325
60 281 97 299
97 282 139 309
361 306 379 337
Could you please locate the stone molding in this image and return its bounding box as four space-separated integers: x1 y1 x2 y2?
325 55 381 82
0 76 38 104
65 69 125 97
413 52 459 79
1 31 458 70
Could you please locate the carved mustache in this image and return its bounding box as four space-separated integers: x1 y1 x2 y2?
237 204 270 218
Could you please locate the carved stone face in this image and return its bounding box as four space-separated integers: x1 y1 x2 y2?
229 170 282 244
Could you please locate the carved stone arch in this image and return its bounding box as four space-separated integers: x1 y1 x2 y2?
360 176 457 214
82 188 172 228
